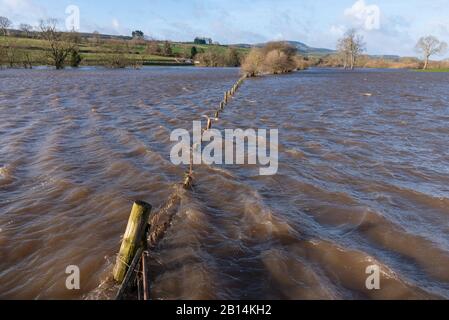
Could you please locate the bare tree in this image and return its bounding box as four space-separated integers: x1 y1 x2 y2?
337 29 366 70
162 41 173 56
146 40 161 55
19 23 34 37
337 38 350 69
92 30 101 45
0 46 5 67
39 19 79 69
20 51 33 69
2 39 24 68
0 16 12 36
415 35 448 70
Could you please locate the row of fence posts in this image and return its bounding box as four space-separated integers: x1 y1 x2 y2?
182 75 246 190
112 75 247 300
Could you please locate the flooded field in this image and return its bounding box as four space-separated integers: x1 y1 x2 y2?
0 67 448 299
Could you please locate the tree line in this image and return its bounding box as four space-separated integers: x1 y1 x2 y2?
0 18 83 69
0 15 244 69
336 28 447 70
1 14 448 71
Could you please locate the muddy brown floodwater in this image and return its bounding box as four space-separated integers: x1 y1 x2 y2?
0 67 448 299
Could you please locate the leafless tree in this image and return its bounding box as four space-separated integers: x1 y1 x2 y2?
415 35 448 70
0 16 12 36
19 23 34 37
20 51 33 69
337 29 366 70
337 38 350 69
39 19 79 69
3 39 18 68
0 46 5 67
146 40 161 55
162 41 173 56
91 30 102 45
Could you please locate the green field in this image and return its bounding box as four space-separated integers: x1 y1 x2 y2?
414 68 449 72
0 35 249 67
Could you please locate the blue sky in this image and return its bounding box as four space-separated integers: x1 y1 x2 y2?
1 0 449 58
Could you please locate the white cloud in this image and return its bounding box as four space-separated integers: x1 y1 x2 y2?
0 0 46 26
112 18 120 30
344 0 381 31
330 24 346 37
107 17 132 36
2 0 31 10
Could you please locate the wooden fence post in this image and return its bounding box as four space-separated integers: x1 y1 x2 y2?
113 201 152 284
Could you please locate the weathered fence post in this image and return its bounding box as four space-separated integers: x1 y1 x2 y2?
113 201 152 284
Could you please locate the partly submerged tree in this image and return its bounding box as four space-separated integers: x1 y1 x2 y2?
0 38 33 69
102 40 129 68
415 35 448 70
241 41 298 76
0 16 12 36
39 19 80 69
241 48 264 77
195 46 224 67
337 29 366 70
195 46 241 67
3 38 19 68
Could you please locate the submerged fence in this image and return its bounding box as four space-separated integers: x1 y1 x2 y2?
112 75 247 300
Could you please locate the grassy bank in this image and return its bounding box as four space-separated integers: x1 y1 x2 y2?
414 68 449 72
314 53 449 70
4 33 446 72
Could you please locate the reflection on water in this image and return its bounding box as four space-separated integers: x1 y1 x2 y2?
0 67 448 299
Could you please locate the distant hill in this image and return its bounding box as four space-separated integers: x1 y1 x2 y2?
369 55 401 61
232 40 335 56
231 41 409 60
285 41 335 56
